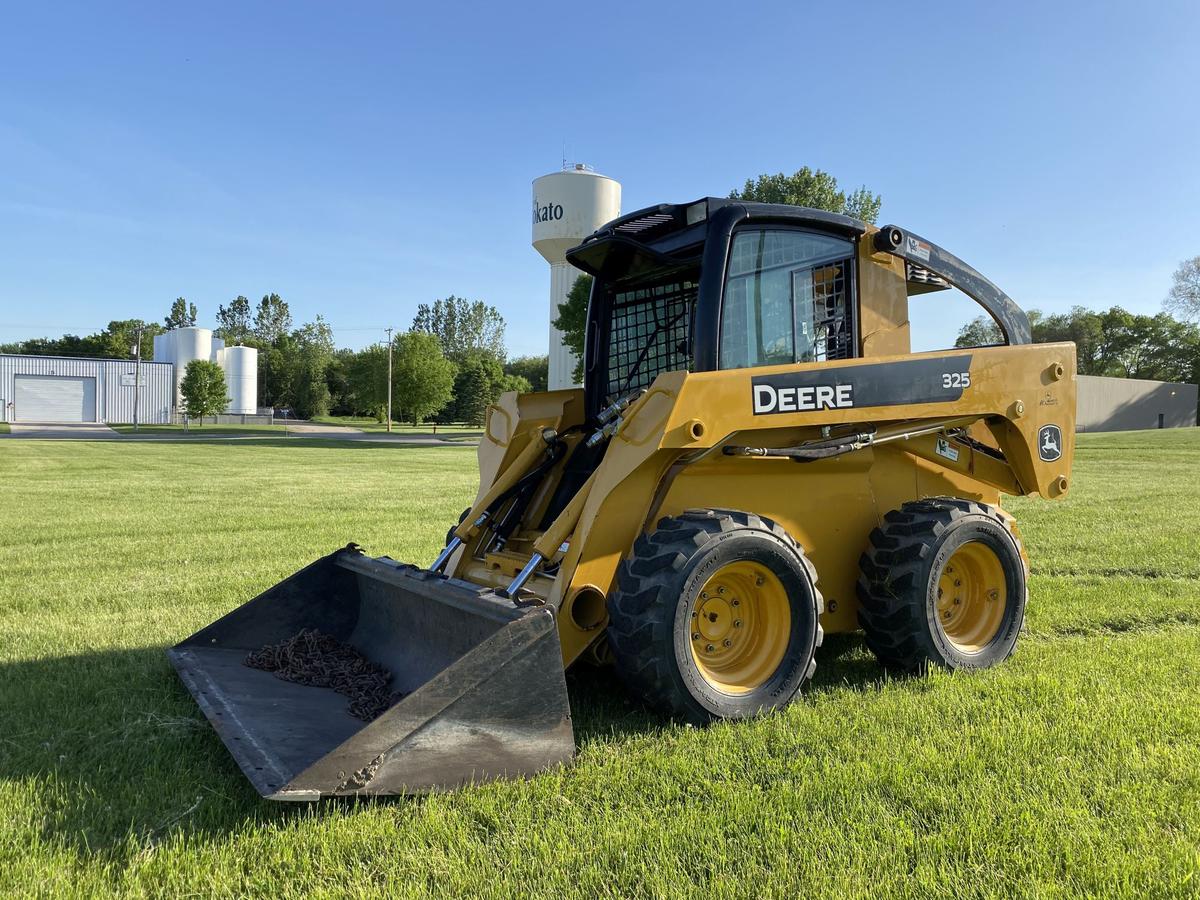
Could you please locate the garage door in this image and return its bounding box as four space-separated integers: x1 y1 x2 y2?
14 375 98 423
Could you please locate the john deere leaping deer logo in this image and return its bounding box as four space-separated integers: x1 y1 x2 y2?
1039 424 1062 462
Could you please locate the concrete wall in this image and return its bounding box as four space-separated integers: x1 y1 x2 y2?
1077 375 1198 432
0 354 173 424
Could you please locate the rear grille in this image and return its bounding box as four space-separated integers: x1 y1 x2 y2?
906 261 951 289
614 212 675 235
605 280 695 402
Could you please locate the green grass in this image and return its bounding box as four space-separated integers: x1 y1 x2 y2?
108 424 289 435
1 430 1199 897
310 415 482 434
0 422 9 433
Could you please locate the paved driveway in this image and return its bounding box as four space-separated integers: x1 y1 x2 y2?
3 423 118 439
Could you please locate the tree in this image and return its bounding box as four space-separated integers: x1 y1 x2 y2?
345 344 388 421
412 296 506 361
1096 308 1199 382
552 274 591 383
448 352 500 426
953 316 1003 348
180 359 229 422
955 305 1200 383
393 332 456 424
96 319 161 360
1165 256 1200 322
1 322 158 359
258 339 294 409
287 317 335 419
165 297 198 329
730 166 882 224
437 349 523 425
253 293 293 344
498 373 532 394
326 348 357 415
216 296 253 344
505 354 549 392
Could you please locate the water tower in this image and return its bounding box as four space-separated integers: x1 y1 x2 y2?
532 164 621 390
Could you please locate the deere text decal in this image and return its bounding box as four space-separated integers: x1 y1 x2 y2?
750 355 973 416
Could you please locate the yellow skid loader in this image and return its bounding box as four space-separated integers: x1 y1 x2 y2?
171 199 1076 799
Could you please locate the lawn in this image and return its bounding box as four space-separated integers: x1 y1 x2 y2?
310 415 482 434
108 424 289 436
1 430 1198 897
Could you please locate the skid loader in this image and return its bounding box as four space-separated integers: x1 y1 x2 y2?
171 198 1076 799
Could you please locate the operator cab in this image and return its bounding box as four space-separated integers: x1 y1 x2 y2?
566 198 1029 421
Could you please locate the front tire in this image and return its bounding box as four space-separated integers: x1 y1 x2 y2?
606 509 823 724
857 498 1027 672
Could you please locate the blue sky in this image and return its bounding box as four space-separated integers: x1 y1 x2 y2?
2 1 1197 356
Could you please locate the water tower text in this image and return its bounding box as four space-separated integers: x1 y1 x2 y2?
533 199 564 223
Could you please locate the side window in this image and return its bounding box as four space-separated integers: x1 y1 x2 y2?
719 229 855 370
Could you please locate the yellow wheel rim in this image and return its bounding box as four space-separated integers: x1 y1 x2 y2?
936 541 1007 652
689 561 791 694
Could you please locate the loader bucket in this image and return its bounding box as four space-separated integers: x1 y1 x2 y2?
168 546 574 800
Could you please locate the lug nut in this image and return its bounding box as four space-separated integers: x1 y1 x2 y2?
755 577 765 586
731 599 740 607
723 639 732 648
718 587 725 594
692 632 700 641
705 643 715 653
734 619 743 628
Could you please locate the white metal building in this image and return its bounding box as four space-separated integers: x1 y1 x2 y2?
0 354 172 424
1077 375 1197 431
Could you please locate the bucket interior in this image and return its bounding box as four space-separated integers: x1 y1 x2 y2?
169 549 572 798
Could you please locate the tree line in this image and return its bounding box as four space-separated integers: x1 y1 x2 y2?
956 294 1200 387
1 293 549 425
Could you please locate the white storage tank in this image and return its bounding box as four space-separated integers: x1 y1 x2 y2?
154 326 218 410
533 164 621 390
220 345 258 414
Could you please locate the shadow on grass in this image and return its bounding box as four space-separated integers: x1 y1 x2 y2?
0 634 894 859
566 632 897 747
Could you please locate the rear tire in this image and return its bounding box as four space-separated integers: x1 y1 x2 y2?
857 498 1027 672
606 509 823 724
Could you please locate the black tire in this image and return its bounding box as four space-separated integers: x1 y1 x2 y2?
606 509 823 725
857 498 1027 672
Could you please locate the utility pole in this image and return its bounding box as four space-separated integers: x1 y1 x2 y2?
132 325 145 433
385 327 394 434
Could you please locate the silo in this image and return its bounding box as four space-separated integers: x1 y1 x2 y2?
221 345 258 414
153 327 218 413
532 164 621 390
